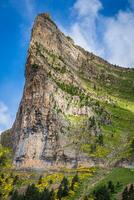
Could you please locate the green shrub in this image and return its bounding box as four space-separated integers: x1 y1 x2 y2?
93 185 111 200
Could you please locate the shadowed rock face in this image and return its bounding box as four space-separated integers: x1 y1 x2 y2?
8 13 134 169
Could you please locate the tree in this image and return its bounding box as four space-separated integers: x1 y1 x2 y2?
61 177 69 197
90 143 96 153
49 189 55 200
84 195 89 200
70 174 79 191
38 175 43 184
129 184 133 193
90 116 96 128
24 184 40 200
98 134 104 146
122 186 129 200
49 179 53 185
11 191 25 200
108 181 115 193
39 187 55 200
57 177 69 199
131 139 134 152
128 184 134 200
116 181 121 188
57 184 62 200
13 175 19 185
11 190 19 200
1 173 4 179
94 185 110 200
41 188 51 200
93 83 97 90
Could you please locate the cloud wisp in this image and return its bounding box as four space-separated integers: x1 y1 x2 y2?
70 0 103 54
0 102 12 133
68 0 134 68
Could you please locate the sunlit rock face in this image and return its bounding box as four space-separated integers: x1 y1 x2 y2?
10 13 134 169
11 14 98 168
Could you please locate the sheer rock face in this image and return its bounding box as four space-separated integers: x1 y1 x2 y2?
10 13 133 169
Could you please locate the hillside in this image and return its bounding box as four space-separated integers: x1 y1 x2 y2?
1 13 134 169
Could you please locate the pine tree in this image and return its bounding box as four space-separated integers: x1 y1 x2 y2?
38 175 43 184
24 184 40 200
41 188 51 200
70 174 79 191
98 134 104 146
116 181 121 188
84 195 88 200
131 139 134 152
49 179 53 184
90 116 96 127
122 186 129 200
90 143 96 153
1 173 4 179
129 184 134 193
57 184 62 200
50 188 55 200
108 181 115 193
94 185 110 200
13 175 19 185
11 190 19 200
61 177 69 197
128 184 134 200
57 177 69 199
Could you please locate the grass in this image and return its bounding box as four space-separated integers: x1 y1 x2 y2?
76 64 134 162
98 168 134 186
68 167 110 200
65 114 88 125
87 168 134 199
101 102 134 162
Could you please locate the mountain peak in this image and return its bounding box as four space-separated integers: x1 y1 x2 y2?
38 12 51 19
1 13 134 169
34 12 57 30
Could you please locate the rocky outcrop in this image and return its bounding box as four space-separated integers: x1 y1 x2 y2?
10 14 101 168
0 129 12 149
4 13 133 169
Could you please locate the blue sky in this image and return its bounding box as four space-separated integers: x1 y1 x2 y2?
0 0 134 132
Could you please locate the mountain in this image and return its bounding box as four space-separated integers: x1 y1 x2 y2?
1 13 134 169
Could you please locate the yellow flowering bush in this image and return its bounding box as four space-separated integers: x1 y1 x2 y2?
0 173 13 200
69 190 75 196
36 173 64 191
90 145 110 158
0 145 12 169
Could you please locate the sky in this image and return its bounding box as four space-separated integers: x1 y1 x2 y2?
0 0 134 133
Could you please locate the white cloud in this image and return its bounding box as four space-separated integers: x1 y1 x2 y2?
74 0 102 17
103 11 134 67
69 0 103 55
0 102 12 133
67 0 134 67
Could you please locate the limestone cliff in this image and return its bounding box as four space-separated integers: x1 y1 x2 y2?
3 13 134 169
